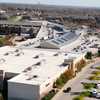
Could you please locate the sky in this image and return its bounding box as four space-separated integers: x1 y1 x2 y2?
0 0 100 8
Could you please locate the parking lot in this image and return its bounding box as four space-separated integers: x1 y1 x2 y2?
52 58 100 100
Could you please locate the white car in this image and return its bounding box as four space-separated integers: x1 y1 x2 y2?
90 89 97 97
96 92 100 98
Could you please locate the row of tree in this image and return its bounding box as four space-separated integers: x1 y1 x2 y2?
85 49 100 59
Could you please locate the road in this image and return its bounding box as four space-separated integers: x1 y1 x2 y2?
52 58 100 100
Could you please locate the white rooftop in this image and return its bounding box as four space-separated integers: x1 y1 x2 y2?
0 46 83 85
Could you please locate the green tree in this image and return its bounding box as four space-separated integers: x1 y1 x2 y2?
85 52 92 59
97 49 100 57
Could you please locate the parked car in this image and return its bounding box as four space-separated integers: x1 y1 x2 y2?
90 89 97 97
96 83 100 89
90 65 94 69
63 87 71 93
96 92 100 99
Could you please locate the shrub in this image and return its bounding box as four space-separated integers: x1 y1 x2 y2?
85 52 92 59
92 71 100 76
55 77 64 88
55 69 74 88
88 76 95 80
80 91 92 98
83 83 96 89
76 59 86 72
42 90 56 100
73 91 92 100
73 95 84 100
97 49 100 57
89 75 100 80
96 66 100 70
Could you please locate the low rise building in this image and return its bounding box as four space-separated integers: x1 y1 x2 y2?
0 46 85 100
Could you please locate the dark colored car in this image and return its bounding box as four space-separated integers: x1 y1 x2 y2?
63 87 71 93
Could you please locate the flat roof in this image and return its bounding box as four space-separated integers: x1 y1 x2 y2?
0 46 56 73
0 46 83 85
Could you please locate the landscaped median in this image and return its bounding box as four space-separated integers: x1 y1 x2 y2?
82 83 96 90
54 69 74 89
92 71 100 76
73 83 96 100
88 67 100 81
96 66 100 70
73 91 92 100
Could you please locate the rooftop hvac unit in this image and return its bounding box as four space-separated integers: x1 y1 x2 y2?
34 62 41 66
0 58 5 64
41 59 46 66
26 74 38 80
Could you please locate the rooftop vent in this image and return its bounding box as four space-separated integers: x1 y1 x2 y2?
26 77 33 80
23 69 27 73
26 67 32 71
0 58 5 64
33 75 38 78
60 63 68 67
15 49 19 52
53 53 58 56
8 51 14 54
23 67 32 72
26 75 38 80
4 51 14 56
39 53 44 57
33 55 39 59
4 52 9 56
15 53 20 56
34 62 41 66
65 53 68 56
15 52 24 56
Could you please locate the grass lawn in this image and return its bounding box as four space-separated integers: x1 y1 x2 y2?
9 16 22 22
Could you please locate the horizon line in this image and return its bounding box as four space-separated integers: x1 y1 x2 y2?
0 2 100 9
